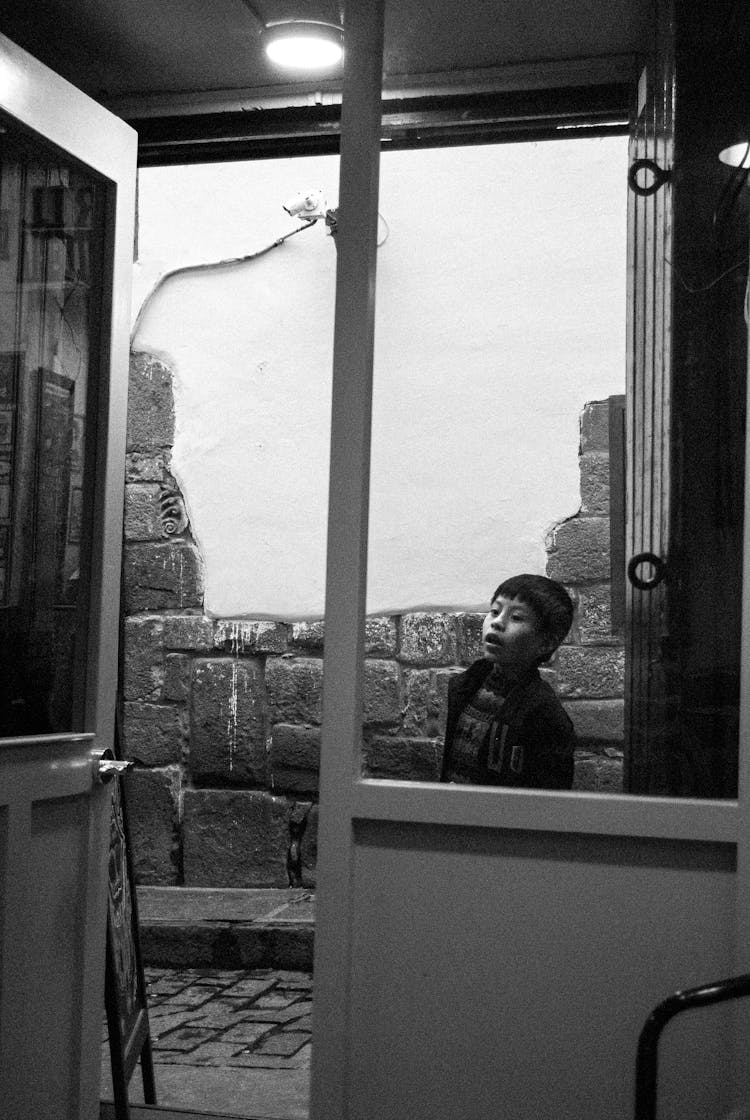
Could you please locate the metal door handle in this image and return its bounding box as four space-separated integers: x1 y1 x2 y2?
98 758 134 782
95 748 135 783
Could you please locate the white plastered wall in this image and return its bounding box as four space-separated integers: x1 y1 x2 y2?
133 135 627 619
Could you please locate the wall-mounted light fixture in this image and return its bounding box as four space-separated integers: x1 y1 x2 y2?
241 3 344 70
719 139 750 168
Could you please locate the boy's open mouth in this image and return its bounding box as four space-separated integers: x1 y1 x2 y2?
485 634 503 646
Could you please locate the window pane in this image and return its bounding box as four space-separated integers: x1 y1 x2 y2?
0 116 105 734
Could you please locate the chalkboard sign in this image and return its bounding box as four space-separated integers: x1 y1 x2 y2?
104 771 156 1118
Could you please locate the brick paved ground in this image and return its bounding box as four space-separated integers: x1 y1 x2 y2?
145 967 313 1069
102 967 313 1118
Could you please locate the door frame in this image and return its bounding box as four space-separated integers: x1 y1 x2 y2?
310 3 749 1117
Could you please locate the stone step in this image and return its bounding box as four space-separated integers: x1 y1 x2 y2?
136 887 315 971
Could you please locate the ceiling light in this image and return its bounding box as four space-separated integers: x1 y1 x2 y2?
262 20 344 69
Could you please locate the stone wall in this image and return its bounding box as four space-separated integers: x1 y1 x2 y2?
122 353 624 888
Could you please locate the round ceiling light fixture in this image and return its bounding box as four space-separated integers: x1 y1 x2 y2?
262 20 344 69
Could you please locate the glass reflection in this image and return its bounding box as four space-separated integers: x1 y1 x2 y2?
0 117 104 734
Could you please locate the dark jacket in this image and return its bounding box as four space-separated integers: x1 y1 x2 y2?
441 658 576 790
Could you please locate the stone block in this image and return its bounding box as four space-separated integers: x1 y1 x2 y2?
363 736 441 781
139 923 314 970
124 483 163 541
565 699 624 745
190 659 267 784
401 669 431 735
579 452 610 516
123 542 204 612
580 399 610 453
123 701 185 764
163 613 215 651
127 352 175 453
363 660 401 725
270 725 320 793
557 646 625 699
124 767 179 885
546 517 611 583
364 616 398 657
291 621 325 653
182 790 289 887
289 616 397 657
454 612 484 665
300 803 318 889
576 584 618 644
434 668 464 733
163 653 191 702
573 752 624 793
266 657 323 726
123 615 164 700
214 620 290 656
400 612 457 666
126 451 168 483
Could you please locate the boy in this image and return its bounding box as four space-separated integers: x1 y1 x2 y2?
441 573 576 789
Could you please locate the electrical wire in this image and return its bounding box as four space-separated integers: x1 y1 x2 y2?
131 220 317 341
664 255 747 294
377 211 390 247
133 206 390 340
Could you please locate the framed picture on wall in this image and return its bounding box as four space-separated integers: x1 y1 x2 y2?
0 458 10 520
70 415 84 472
67 486 82 544
0 410 11 449
0 210 9 261
0 350 20 406
34 368 74 604
0 524 8 605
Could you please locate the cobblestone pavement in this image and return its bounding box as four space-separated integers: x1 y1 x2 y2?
102 967 312 1118
145 967 313 1070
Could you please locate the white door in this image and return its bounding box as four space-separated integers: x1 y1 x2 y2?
310 4 750 1119
0 34 136 1120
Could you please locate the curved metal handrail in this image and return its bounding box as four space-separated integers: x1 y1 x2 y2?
635 972 750 1119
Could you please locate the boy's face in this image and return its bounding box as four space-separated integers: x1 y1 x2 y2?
481 595 552 671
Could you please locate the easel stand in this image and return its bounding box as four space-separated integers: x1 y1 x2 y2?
104 768 157 1118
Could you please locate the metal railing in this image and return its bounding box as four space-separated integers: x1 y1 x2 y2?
635 972 750 1119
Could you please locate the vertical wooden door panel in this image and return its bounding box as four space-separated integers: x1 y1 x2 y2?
625 0 675 794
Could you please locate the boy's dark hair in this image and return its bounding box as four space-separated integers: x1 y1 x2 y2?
491 573 574 654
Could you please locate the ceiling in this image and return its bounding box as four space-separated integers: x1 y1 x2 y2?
0 0 651 115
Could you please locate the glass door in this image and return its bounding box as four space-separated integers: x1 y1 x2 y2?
310 4 747 1119
0 32 136 1120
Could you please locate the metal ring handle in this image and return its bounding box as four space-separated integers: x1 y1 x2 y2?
627 552 667 591
628 158 671 197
